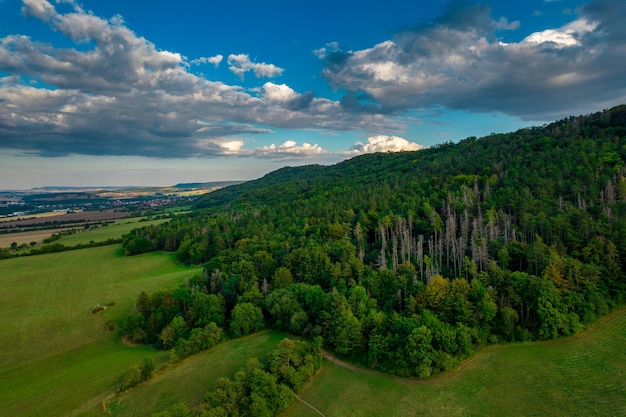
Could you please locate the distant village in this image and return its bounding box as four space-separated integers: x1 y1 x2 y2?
0 193 197 219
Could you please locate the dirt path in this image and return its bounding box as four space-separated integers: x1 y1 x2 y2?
293 393 327 417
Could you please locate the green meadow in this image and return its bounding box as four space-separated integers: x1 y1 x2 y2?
102 331 290 417
1 226 625 417
56 217 170 246
282 307 626 417
0 245 201 417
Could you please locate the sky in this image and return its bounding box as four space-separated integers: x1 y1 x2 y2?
0 0 625 189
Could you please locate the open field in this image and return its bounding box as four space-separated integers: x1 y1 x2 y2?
0 210 128 227
0 210 67 223
2 233 625 417
0 226 78 248
0 245 201 417
56 217 170 246
0 216 169 248
281 306 626 417
99 331 291 417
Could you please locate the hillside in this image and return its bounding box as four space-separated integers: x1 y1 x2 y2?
122 105 626 382
197 105 626 210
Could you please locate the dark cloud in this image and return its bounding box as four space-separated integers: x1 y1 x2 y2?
340 92 386 114
285 91 316 111
320 0 626 121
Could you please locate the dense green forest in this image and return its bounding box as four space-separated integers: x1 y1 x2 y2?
122 105 626 397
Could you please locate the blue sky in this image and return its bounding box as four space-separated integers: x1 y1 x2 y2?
0 0 625 189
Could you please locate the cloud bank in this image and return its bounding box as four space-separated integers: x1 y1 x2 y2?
0 0 394 158
0 0 624 163
349 135 426 155
254 140 327 160
319 0 626 120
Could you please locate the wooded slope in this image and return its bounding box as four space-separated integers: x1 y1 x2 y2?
123 105 626 377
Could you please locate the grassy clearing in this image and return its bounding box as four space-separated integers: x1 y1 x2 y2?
281 307 626 417
96 331 290 417
0 245 200 417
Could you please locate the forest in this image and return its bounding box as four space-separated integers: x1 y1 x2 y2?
121 105 626 413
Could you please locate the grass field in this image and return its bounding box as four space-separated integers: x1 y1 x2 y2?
281 306 626 417
2 240 625 417
0 245 200 417
99 331 291 417
56 217 170 246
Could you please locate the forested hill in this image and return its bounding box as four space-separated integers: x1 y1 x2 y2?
123 105 626 379
196 105 626 213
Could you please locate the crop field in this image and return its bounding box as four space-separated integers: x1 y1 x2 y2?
0 210 67 223
0 226 77 248
0 210 129 227
0 245 201 417
281 306 626 417
0 216 169 248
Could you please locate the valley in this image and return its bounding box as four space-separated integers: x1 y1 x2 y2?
1 106 626 416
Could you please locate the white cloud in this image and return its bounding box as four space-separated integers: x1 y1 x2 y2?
227 54 284 79
262 82 298 102
22 0 56 21
0 0 397 159
348 135 426 155
522 18 597 47
312 41 341 59
254 140 327 160
190 54 223 67
320 0 626 120
496 17 520 30
195 139 247 156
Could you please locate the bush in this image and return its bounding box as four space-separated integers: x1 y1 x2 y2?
118 357 155 392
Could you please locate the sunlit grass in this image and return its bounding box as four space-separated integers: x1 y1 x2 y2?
57 217 170 246
100 331 290 417
0 245 200 417
281 307 626 417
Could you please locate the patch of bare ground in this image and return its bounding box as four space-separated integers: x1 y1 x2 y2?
90 302 116 315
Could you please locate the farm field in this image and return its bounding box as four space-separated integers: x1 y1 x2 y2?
0 210 129 227
0 210 67 223
0 226 78 248
0 215 169 248
281 306 626 417
0 245 201 417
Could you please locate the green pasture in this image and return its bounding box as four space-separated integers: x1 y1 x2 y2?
101 331 290 417
56 217 170 246
282 307 626 417
2 241 625 417
0 245 200 417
